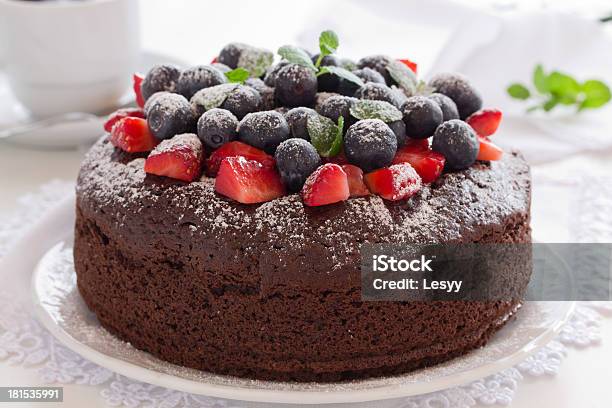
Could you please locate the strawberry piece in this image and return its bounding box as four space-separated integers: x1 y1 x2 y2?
466 108 502 137
341 164 370 197
110 117 158 153
324 151 349 165
144 134 203 182
392 140 445 183
103 108 145 133
206 141 275 176
398 58 418 74
133 73 146 108
301 163 350 207
215 156 285 204
211 56 218 64
364 163 422 201
477 136 503 161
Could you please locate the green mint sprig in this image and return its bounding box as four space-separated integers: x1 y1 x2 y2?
225 68 250 84
507 64 611 113
315 30 339 68
307 114 344 157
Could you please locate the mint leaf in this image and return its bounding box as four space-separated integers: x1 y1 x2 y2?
579 80 612 111
386 60 417 95
225 68 250 84
237 48 273 78
319 30 339 56
507 83 531 100
340 58 357 71
350 99 403 122
307 114 343 157
278 45 317 71
192 83 238 111
415 80 435 96
547 71 581 105
543 97 559 112
533 64 548 94
318 66 364 87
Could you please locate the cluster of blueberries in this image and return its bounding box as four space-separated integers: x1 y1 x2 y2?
140 42 484 192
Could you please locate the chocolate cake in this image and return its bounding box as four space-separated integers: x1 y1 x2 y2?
74 34 532 382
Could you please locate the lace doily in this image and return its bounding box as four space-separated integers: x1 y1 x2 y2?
1 180 611 408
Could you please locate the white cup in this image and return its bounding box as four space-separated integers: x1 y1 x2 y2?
0 0 140 118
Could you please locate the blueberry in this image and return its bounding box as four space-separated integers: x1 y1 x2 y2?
429 93 460 121
217 43 246 68
275 64 318 107
355 82 405 108
177 65 227 99
339 57 357 71
238 111 290 153
432 119 479 170
274 138 322 192
428 73 483 119
141 64 181 101
338 67 386 96
263 61 289 87
401 96 443 139
344 119 397 172
211 62 231 74
319 95 357 127
217 42 273 76
244 77 267 93
144 91 167 117
357 55 394 85
197 108 238 149
315 92 340 112
146 93 195 140
285 107 317 140
388 119 407 146
245 78 275 110
221 85 262 120
311 54 341 92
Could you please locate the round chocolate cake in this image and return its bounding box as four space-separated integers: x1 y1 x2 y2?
74 36 531 382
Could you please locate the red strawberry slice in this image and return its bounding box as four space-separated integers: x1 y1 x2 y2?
110 117 158 153
104 108 145 133
301 163 350 207
133 73 146 108
144 134 203 182
211 56 218 64
215 156 285 204
398 58 418 74
364 163 422 201
341 164 370 197
466 108 502 137
392 140 445 183
477 136 503 161
206 141 275 176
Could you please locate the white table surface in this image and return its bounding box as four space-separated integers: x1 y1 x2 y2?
1 0 612 406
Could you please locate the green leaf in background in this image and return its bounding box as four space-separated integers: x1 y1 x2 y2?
507 83 531 100
307 114 343 157
319 30 339 56
543 97 559 112
278 45 317 71
386 60 417 96
547 71 581 105
579 80 612 111
349 99 403 122
318 66 364 87
533 64 549 94
415 80 435 96
225 68 250 84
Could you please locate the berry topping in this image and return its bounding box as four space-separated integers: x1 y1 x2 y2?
364 163 422 201
144 134 203 182
355 82 405 109
104 108 145 133
133 73 145 108
285 107 318 140
401 96 444 139
466 108 502 137
197 108 238 150
432 119 479 170
428 73 483 119
387 119 407 147
141 64 181 101
263 61 289 87
398 58 418 74
275 138 322 192
392 140 446 183
312 54 341 92
341 164 370 197
211 62 231 73
477 136 503 161
338 67 386 97
177 65 227 99
357 55 394 85
344 119 397 172
319 95 357 126
215 156 285 204
275 64 318 107
221 85 262 120
146 92 196 140
110 117 158 153
206 141 274 177
238 111 291 153
218 43 274 77
428 93 460 122
301 163 350 207
217 43 245 68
